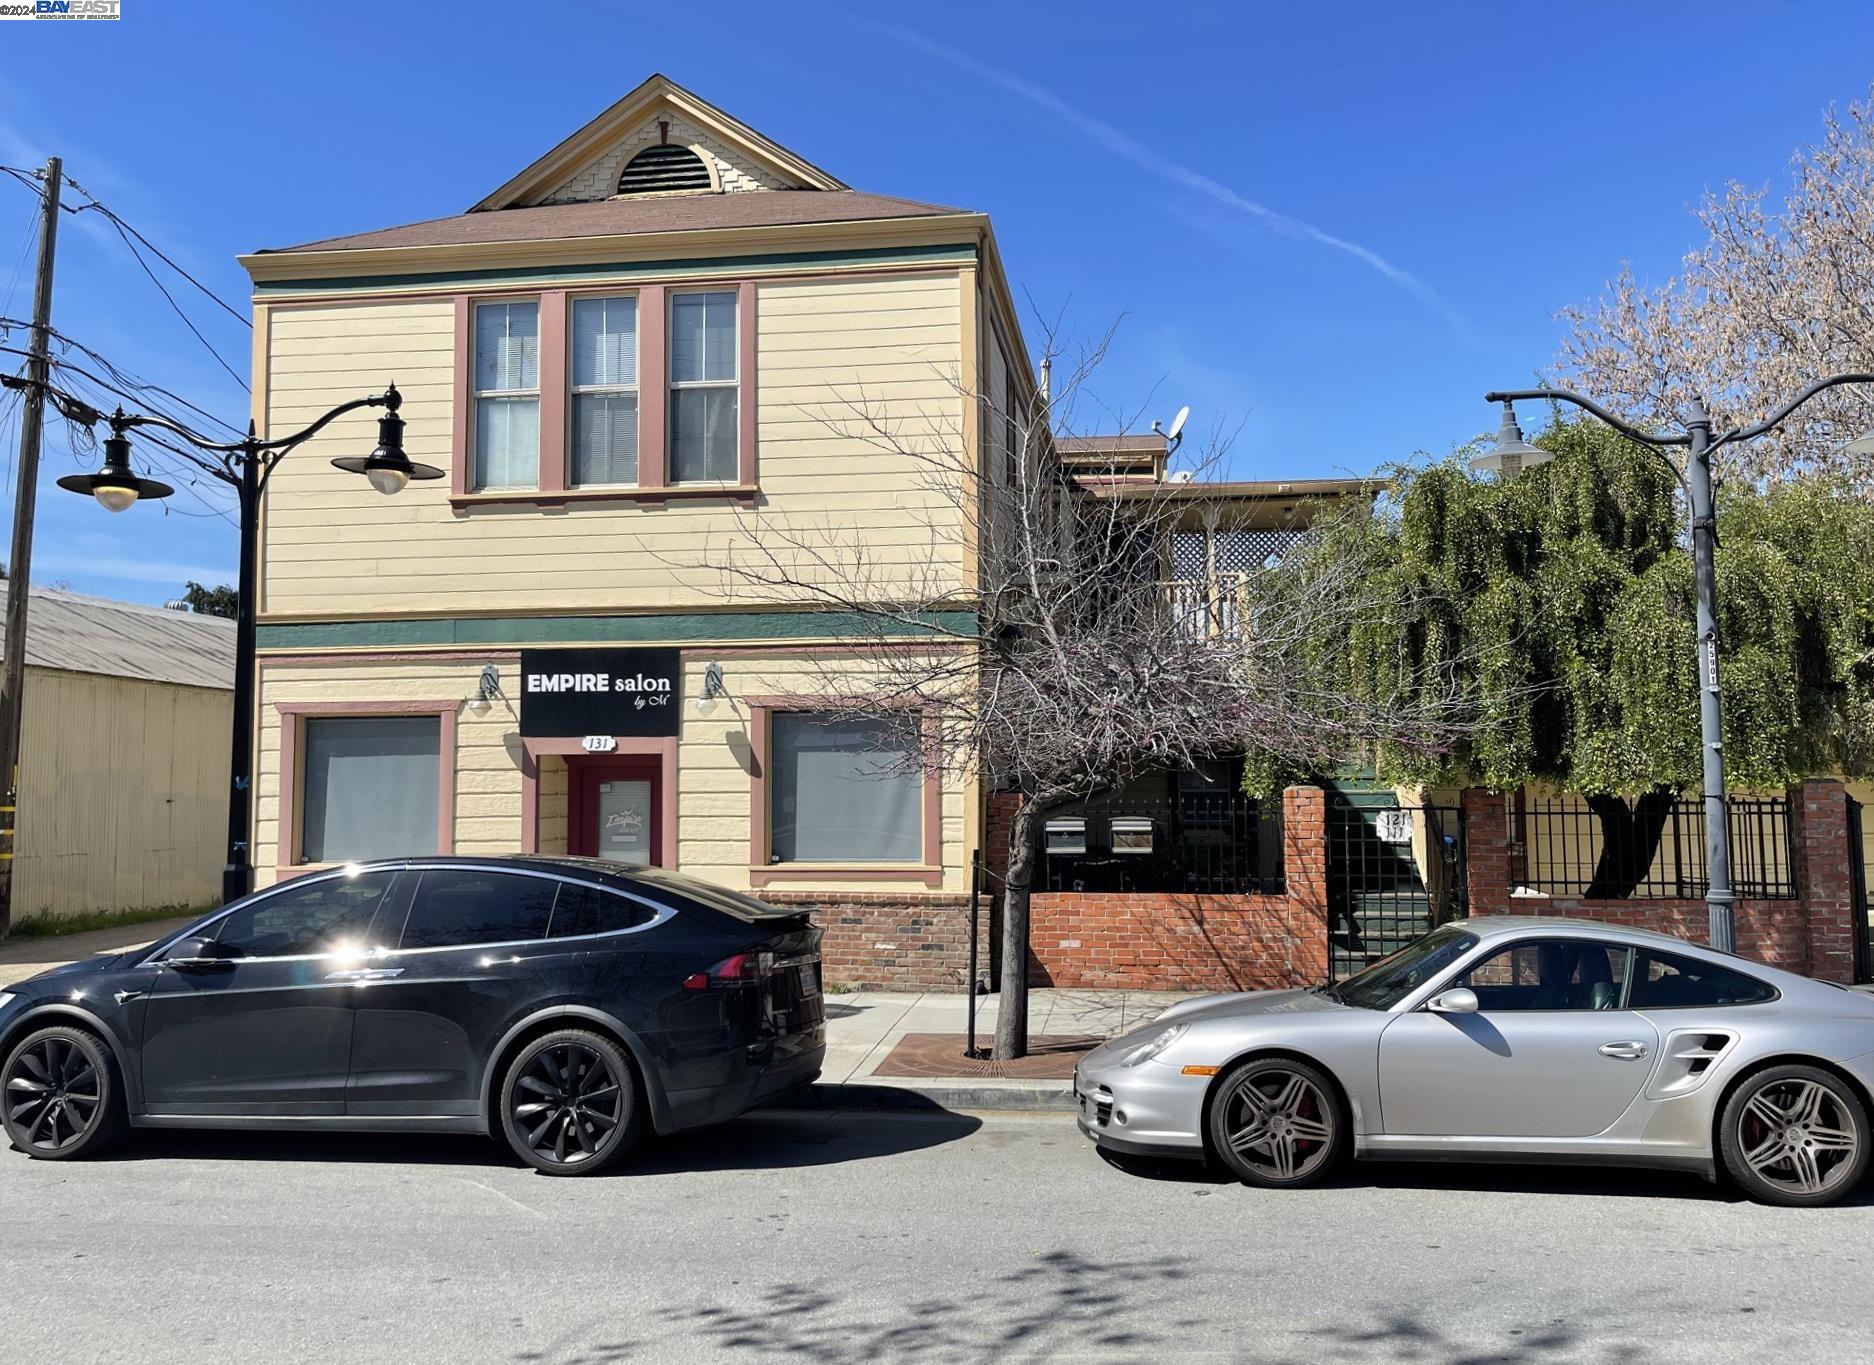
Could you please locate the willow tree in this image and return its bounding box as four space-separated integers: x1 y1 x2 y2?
1272 421 1874 893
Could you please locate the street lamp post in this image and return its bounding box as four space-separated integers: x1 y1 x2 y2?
57 385 443 903
1477 374 1874 954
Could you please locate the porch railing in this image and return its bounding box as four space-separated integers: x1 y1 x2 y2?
1160 574 1249 640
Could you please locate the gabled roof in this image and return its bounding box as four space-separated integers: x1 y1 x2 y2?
0 584 234 690
470 73 848 212
260 190 974 256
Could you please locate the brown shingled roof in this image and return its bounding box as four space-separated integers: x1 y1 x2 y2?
261 190 976 255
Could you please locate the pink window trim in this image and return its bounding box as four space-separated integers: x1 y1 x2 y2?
272 699 461 873
450 281 757 505
519 735 678 869
745 694 943 889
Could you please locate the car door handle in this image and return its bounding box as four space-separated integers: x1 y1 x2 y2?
325 969 368 982
325 968 403 983
1599 1041 1649 1060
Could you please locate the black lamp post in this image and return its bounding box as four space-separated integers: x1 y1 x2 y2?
1476 374 1874 954
58 384 443 903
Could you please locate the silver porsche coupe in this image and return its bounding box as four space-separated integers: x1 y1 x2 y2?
1075 917 1874 1205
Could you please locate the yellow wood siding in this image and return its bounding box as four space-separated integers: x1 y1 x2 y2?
14 668 229 919
255 653 971 894
259 272 967 620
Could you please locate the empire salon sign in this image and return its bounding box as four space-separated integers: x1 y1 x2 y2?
518 647 682 738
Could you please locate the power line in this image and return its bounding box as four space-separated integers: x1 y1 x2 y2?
0 164 252 394
59 175 251 330
86 209 249 392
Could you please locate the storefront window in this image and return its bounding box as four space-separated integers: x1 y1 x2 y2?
300 716 441 863
770 713 921 863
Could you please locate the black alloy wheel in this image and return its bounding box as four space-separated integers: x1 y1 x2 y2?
499 1029 642 1175
3 1025 125 1160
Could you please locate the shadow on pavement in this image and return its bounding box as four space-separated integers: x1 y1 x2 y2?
90 1106 982 1175
516 1255 1639 1364
519 1249 1198 1364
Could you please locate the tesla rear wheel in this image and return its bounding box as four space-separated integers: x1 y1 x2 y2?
1719 1064 1868 1207
499 1029 643 1176
2 1025 125 1161
1207 1056 1345 1189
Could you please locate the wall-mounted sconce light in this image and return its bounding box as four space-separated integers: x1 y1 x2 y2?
694 661 726 717
466 663 502 717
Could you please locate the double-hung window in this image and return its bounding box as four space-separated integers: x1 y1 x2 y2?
669 289 738 482
472 300 540 489
570 295 639 486
769 712 922 863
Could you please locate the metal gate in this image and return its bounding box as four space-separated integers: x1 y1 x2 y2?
1851 798 1873 985
1327 798 1466 979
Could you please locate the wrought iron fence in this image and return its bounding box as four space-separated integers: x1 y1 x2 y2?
1041 789 1283 895
1519 795 1796 900
1327 801 1466 978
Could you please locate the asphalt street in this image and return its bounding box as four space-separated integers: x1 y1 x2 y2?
2 1105 1870 1364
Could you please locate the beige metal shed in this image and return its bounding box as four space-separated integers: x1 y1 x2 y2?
1 586 233 922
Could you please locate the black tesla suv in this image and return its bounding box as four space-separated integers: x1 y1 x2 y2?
0 857 825 1175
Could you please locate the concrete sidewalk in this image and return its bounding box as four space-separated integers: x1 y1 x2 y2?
0 915 199 989
798 988 1204 1112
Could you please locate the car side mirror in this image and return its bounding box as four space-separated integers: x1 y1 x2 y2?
165 936 238 969
1426 987 1479 1015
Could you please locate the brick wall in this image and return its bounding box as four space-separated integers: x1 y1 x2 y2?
1025 786 1329 990
1460 780 1856 982
761 891 975 991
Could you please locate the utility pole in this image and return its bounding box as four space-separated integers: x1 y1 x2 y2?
0 155 62 935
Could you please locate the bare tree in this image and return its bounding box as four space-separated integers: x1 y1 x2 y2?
1559 88 1874 483
686 327 1471 1059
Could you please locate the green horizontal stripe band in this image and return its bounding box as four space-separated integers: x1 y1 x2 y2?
253 243 977 296
257 610 978 651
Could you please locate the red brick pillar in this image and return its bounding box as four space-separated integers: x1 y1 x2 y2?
1461 788 1514 917
1282 785 1329 982
1793 778 1855 983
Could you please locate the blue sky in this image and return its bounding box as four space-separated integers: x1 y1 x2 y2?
2 1 1872 604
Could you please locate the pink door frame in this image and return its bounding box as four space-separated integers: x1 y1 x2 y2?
520 736 678 868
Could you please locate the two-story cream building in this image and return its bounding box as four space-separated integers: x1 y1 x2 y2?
239 75 1342 988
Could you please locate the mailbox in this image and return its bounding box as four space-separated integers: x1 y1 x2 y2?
1110 816 1154 854
1045 817 1087 855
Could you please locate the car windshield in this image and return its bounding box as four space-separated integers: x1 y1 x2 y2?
1330 925 1479 1010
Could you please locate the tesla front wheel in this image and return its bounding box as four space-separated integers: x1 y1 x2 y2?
1207 1056 1345 1189
500 1029 643 1176
2 1025 126 1161
1718 1064 1868 1207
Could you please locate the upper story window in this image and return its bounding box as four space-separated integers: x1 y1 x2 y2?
669 290 738 482
472 300 540 489
571 295 639 486
617 143 713 195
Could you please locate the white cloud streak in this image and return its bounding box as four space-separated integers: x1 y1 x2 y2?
862 19 1471 335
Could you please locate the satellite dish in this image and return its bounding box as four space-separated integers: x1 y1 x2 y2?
1167 405 1190 443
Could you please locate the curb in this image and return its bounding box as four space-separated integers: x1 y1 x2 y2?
763 1080 1079 1115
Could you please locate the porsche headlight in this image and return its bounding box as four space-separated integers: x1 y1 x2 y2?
1120 1022 1188 1067
0 992 16 1014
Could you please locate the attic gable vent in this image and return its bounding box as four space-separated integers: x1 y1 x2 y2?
617 143 713 195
